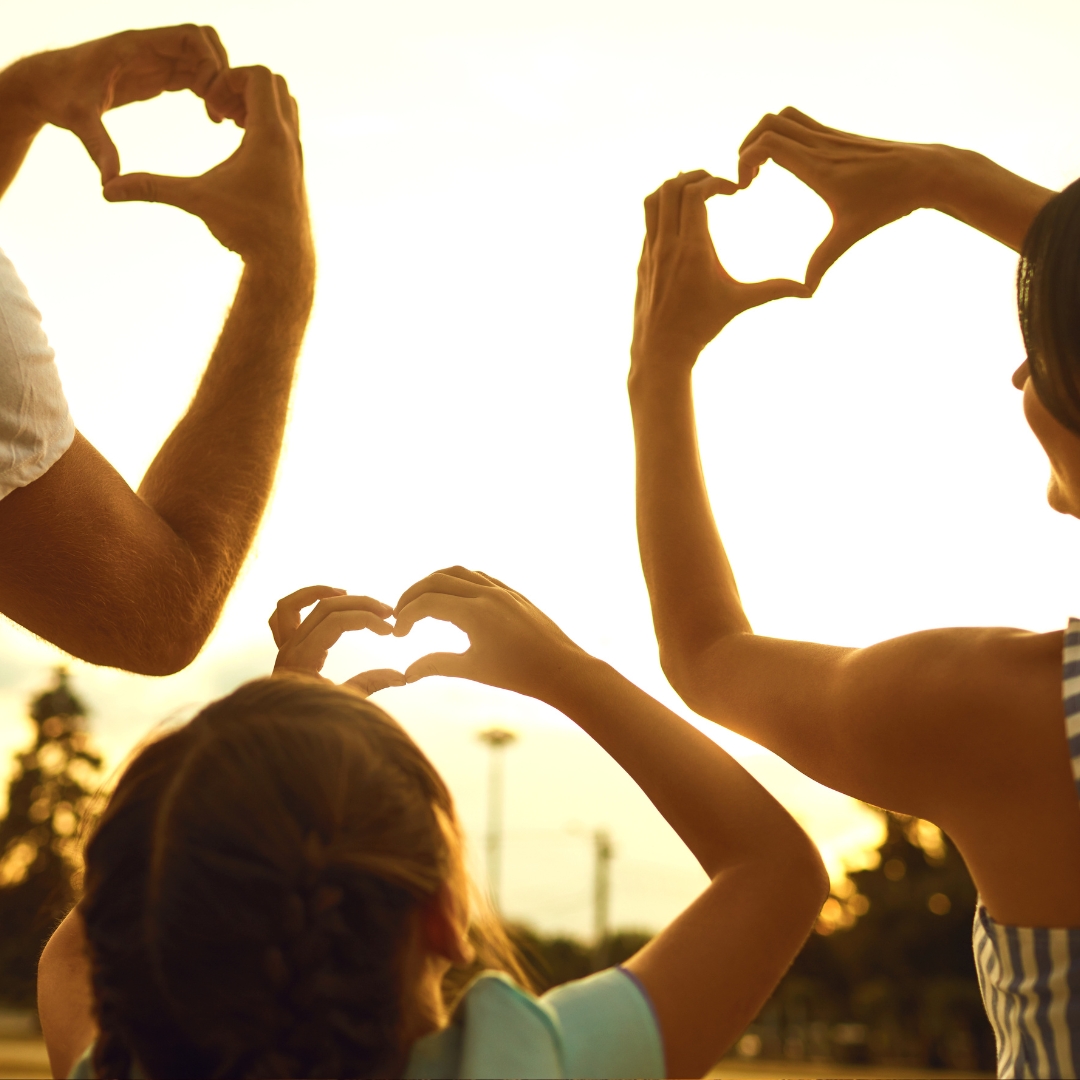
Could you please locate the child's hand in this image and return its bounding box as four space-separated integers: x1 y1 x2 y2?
392 566 585 700
269 585 405 696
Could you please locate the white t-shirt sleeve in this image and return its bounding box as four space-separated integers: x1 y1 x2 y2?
0 246 75 500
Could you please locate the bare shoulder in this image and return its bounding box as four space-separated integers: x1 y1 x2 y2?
820 624 1065 822
841 623 1062 724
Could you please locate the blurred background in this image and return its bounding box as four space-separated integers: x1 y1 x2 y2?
1 0 1077 1073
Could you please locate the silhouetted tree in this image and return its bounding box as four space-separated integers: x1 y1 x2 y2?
509 926 652 992
0 669 101 1007
745 811 995 1072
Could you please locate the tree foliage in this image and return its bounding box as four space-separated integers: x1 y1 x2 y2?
0 669 101 1007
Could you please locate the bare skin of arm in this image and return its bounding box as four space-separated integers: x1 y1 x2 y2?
630 170 1080 930
39 572 828 1079
392 566 828 1078
38 907 95 1080
737 107 1055 288
0 33 312 675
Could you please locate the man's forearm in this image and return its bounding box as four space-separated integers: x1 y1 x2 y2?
137 250 315 637
629 364 751 684
930 145 1055 252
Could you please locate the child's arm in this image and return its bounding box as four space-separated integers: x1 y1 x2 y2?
38 907 96 1080
393 567 829 1078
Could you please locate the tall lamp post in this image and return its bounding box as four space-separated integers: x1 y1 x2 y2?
477 727 517 912
593 828 614 946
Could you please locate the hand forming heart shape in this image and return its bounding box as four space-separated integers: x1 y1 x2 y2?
269 586 469 699
737 106 933 292
27 25 246 185
704 160 832 288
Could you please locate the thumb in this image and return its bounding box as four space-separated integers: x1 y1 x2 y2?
72 115 120 185
738 277 813 309
103 172 197 211
805 221 861 293
345 668 407 697
404 651 472 684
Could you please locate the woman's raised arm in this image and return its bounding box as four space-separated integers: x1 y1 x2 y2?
628 171 1080 931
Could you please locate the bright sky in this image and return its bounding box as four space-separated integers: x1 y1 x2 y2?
1 0 1078 937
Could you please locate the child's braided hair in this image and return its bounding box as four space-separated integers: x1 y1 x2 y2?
81 676 522 1078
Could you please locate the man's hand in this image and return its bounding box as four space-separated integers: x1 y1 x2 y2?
270 584 405 697
631 170 809 374
393 566 584 700
1 25 244 185
103 65 310 264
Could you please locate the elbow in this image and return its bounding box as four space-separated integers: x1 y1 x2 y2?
73 604 211 677
778 830 831 924
657 633 742 719
658 645 701 709
122 613 209 676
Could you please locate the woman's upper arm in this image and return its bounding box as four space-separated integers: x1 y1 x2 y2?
675 625 1064 823
38 908 96 1080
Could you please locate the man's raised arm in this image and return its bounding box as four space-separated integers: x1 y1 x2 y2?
0 52 312 675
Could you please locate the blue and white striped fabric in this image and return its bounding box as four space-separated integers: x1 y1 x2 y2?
973 617 1080 1078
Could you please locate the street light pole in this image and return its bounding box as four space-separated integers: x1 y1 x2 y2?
477 727 517 912
593 828 613 946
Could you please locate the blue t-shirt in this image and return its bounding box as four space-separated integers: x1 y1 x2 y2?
69 965 665 1079
406 966 664 1079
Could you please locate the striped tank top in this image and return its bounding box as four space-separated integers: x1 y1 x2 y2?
973 618 1080 1078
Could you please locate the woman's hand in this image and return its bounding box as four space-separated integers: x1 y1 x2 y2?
738 107 951 290
630 170 808 377
270 585 404 697
392 566 585 701
739 107 1054 266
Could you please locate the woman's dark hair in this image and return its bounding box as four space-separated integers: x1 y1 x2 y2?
80 677 527 1079
1018 176 1080 435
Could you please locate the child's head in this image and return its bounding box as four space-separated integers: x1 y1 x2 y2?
80 676 509 1078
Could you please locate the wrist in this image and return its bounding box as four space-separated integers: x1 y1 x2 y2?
242 241 316 298
537 650 617 715
924 143 984 218
0 58 48 138
627 356 695 403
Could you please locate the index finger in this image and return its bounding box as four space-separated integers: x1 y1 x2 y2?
197 25 229 71
126 25 226 97
394 567 490 616
679 175 738 236
269 585 345 646
657 169 712 241
237 65 288 133
739 110 826 155
777 106 838 135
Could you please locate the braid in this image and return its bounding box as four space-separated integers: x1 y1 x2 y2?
83 678 465 1078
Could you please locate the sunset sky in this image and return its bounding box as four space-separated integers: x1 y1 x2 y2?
1 0 1078 937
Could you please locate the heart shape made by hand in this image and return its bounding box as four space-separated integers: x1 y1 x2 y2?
320 615 470 687
103 91 243 185
706 160 832 287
